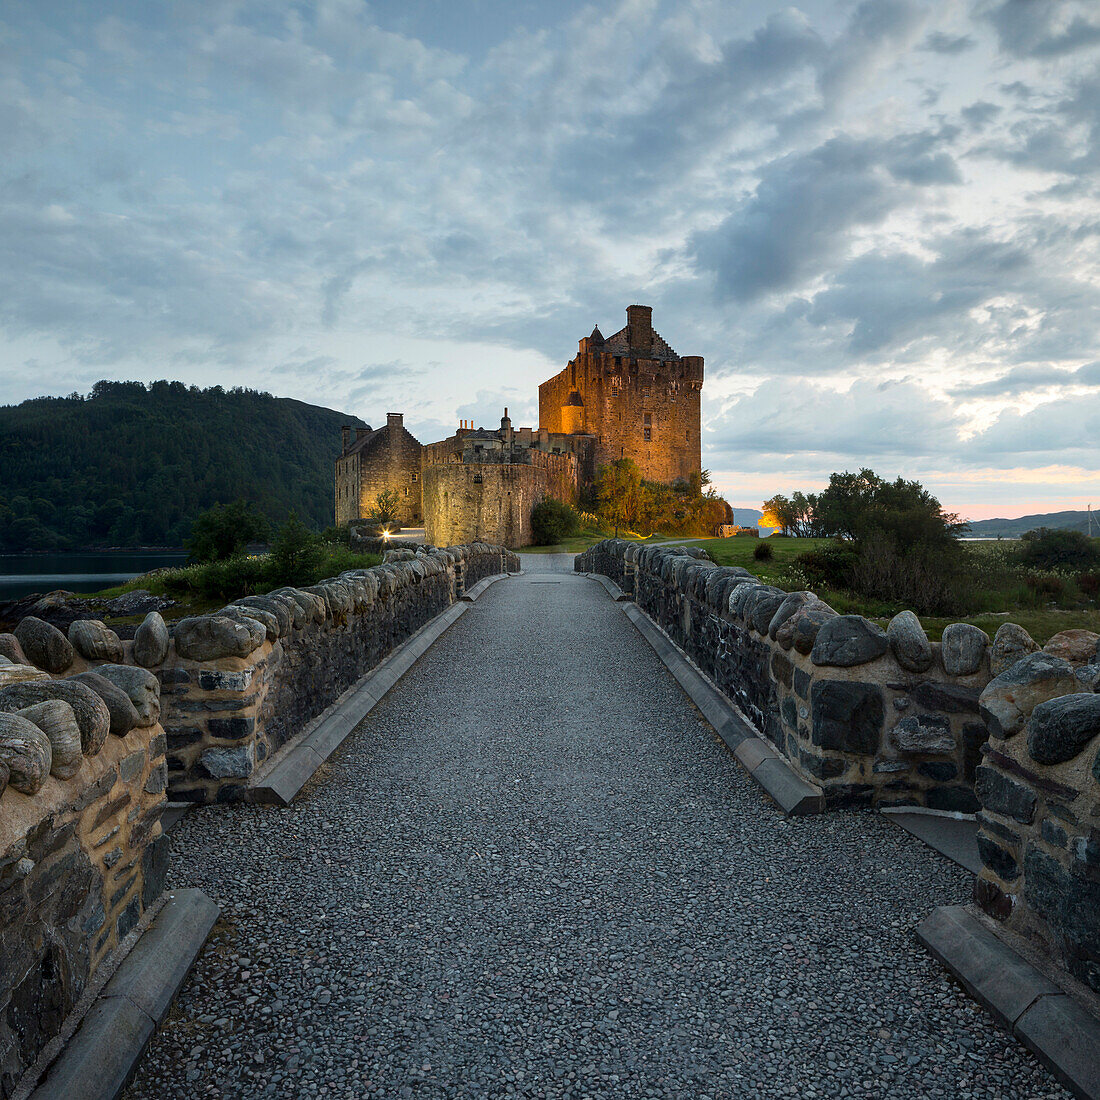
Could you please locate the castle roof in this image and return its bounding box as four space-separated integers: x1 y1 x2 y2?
343 419 418 457
602 324 679 361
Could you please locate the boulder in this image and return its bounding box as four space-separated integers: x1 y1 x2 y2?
223 605 278 643
0 665 51 688
17 700 82 780
69 670 140 736
887 611 933 673
0 680 110 756
811 615 889 667
0 712 53 795
785 605 837 655
1027 693 1100 765
67 619 124 663
744 586 786 635
978 652 1079 739
975 766 1036 824
133 612 170 668
173 615 264 661
1043 629 1100 667
990 622 1040 677
891 714 955 755
0 634 29 665
768 592 818 640
234 595 292 636
94 665 161 728
728 581 764 619
274 588 326 624
940 623 989 677
13 616 74 673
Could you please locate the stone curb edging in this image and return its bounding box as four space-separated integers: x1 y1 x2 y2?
620 602 825 816
585 572 631 601
917 905 1100 1100
29 889 219 1100
250 600 471 805
460 572 510 602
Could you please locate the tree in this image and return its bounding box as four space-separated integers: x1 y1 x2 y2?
531 498 580 545
267 512 324 584
1019 527 1100 570
596 459 645 533
185 500 270 563
761 492 820 537
372 489 401 528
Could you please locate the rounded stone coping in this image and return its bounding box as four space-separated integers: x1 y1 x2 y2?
0 721 165 852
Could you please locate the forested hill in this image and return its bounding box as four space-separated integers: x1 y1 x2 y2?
965 510 1095 538
0 381 367 550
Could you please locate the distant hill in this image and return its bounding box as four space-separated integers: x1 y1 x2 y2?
0 381 366 550
730 507 764 527
964 510 1096 539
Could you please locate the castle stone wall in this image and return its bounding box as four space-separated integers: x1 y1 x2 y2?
423 464 544 549
0 692 168 1095
335 415 423 528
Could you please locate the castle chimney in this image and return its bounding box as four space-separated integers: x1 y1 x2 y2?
626 304 653 352
341 425 352 451
356 426 371 441
387 412 403 430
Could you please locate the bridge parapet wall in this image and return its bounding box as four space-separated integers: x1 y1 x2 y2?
578 538 1100 994
4 544 517 805
0 667 167 1095
578 539 993 810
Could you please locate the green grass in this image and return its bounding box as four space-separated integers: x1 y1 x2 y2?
674 536 1100 644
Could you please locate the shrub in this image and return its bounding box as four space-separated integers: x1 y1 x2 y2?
1078 571 1100 598
796 542 859 588
1019 527 1100 571
1025 573 1067 600
753 541 774 561
531 499 581 545
849 530 966 614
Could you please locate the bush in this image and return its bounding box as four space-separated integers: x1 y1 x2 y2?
1025 573 1067 600
1019 527 1100 571
531 499 581 545
849 530 965 614
796 542 859 589
1078 571 1100 598
753 541 774 561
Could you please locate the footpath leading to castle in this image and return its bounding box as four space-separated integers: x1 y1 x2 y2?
122 554 1066 1100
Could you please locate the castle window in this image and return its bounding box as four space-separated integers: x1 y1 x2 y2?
643 413 651 425
411 471 418 481
643 428 652 441
473 473 483 484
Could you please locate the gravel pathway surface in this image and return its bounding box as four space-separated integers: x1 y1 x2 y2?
124 555 1068 1099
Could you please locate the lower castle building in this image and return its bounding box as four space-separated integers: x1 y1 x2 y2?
334 306 704 548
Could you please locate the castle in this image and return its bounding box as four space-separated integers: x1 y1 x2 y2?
334 305 704 547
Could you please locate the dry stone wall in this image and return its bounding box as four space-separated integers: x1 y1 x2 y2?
0 665 168 1096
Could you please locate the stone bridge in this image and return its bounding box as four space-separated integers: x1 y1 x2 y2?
2 547 1097 1099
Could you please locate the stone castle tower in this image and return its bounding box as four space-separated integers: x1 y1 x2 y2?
538 305 703 484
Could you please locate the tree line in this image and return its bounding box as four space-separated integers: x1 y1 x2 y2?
0 380 365 550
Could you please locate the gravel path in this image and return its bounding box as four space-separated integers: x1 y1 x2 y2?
124 556 1068 1099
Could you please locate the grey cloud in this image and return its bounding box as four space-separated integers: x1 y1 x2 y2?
960 100 1002 131
967 391 1100 458
984 0 1100 59
692 128 960 302
922 31 977 54
950 364 1080 398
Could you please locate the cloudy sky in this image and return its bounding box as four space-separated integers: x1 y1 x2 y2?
2 0 1099 520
